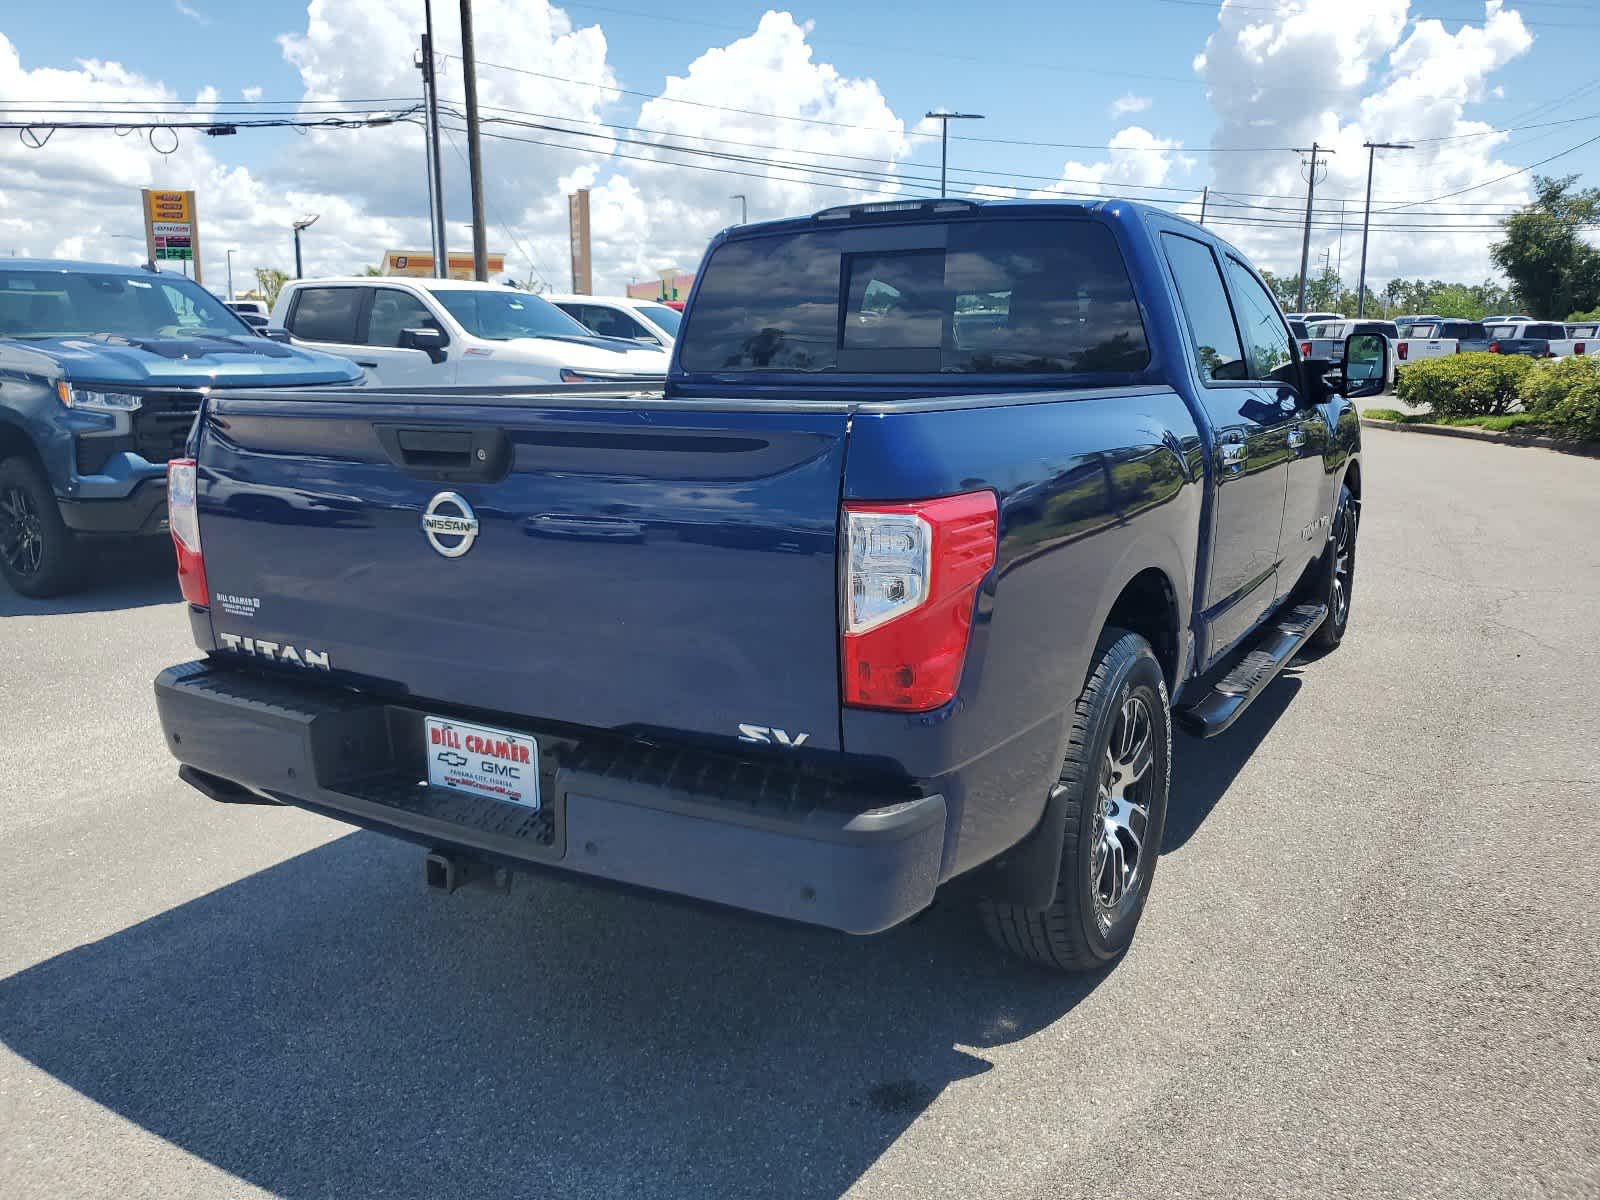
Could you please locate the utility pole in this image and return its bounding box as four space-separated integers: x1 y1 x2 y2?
1293 142 1333 313
459 0 489 280
925 110 984 197
225 248 235 300
419 0 448 276
730 194 747 224
1199 186 1209 226
1357 140 1413 317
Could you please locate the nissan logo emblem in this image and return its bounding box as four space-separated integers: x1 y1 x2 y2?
420 491 479 558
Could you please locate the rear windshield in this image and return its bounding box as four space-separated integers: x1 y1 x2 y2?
1353 322 1398 338
677 218 1150 376
1441 322 1486 339
0 270 251 340
1523 323 1566 339
1569 323 1600 337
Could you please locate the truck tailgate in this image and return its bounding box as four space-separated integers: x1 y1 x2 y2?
195 394 849 749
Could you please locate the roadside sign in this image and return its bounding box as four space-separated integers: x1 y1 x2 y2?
142 188 202 281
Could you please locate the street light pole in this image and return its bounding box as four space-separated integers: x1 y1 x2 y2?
730 194 747 224
1357 141 1413 317
292 214 320 279
1292 142 1334 314
226 249 235 300
925 111 984 197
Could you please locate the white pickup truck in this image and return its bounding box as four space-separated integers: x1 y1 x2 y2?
1483 320 1587 359
1302 319 1398 363
1393 319 1491 364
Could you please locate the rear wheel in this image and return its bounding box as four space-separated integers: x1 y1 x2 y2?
0 456 82 598
980 629 1171 972
1308 483 1357 652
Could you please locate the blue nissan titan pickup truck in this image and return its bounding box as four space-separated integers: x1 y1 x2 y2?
153 199 1384 971
0 259 362 597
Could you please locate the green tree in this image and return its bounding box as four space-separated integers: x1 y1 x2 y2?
254 268 290 308
1491 175 1600 318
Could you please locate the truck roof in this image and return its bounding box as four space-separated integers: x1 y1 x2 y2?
283 276 532 292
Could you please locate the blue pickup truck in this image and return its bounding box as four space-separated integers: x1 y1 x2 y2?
154 199 1384 971
0 260 362 596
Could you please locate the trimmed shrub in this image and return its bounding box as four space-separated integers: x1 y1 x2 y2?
1393 352 1535 416
1521 354 1600 414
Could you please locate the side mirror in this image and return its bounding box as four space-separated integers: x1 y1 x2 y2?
261 327 293 343
401 326 448 364
1341 332 1389 399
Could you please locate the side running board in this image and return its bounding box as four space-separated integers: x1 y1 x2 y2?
1174 603 1327 738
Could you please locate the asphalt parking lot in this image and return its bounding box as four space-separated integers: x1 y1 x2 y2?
0 428 1596 1200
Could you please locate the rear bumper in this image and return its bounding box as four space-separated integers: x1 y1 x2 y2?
153 660 946 934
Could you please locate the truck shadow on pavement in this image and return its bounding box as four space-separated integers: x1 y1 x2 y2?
0 831 1099 1199
0 677 1293 1199
0 540 178 617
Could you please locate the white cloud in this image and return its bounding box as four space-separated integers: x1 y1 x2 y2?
1110 93 1152 118
240 85 262 101
174 0 207 25
1030 126 1194 200
1193 0 1535 286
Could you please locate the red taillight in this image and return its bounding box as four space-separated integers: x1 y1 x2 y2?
1299 341 1311 358
168 458 208 607
1397 341 1409 360
841 491 998 712
1577 343 1587 355
1489 341 1501 353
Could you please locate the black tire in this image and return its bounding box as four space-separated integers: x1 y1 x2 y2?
980 629 1171 972
0 455 83 598
1307 483 1357 652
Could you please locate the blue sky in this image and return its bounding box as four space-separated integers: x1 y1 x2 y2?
3 1 1596 289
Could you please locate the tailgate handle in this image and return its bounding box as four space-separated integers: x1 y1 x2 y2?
377 426 510 481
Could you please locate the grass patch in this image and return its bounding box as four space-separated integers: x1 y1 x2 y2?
1363 408 1591 440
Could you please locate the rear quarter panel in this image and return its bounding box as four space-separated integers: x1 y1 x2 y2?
842 388 1203 877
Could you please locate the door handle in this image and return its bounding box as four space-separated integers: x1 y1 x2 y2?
1219 441 1247 469
355 360 379 368
1286 428 1307 449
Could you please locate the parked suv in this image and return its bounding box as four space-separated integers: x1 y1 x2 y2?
0 259 362 597
269 278 670 387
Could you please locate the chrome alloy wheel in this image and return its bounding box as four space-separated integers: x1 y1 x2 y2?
1091 695 1155 929
0 484 43 578
1331 503 1355 627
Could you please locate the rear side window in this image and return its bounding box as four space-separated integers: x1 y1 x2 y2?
1223 258 1294 381
1161 234 1245 382
678 219 1150 376
289 287 363 343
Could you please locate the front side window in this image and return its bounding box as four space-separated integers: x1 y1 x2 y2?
678 218 1150 376
0 270 250 340
289 287 364 343
1224 258 1294 381
366 289 440 347
1160 234 1244 382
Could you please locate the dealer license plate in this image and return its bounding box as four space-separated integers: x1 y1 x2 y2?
424 716 540 810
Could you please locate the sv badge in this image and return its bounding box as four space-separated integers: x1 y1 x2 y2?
737 724 810 748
